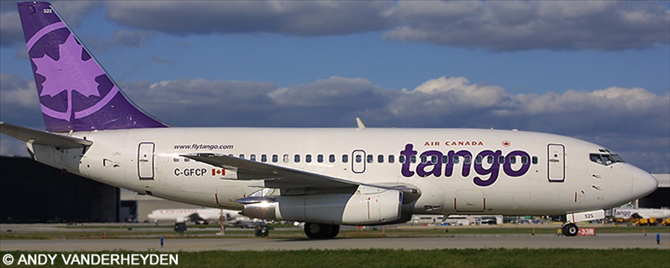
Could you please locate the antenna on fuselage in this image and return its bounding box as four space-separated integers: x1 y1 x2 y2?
356 118 366 130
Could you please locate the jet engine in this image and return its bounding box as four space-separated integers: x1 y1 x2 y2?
241 185 402 225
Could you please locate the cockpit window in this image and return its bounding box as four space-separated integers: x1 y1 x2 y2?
590 152 625 166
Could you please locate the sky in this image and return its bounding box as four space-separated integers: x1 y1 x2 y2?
0 1 669 173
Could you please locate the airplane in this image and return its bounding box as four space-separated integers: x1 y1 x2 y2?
147 208 240 224
147 208 266 228
613 208 670 220
0 2 659 239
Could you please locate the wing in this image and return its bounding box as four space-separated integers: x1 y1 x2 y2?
186 213 204 223
0 122 92 149
182 153 359 189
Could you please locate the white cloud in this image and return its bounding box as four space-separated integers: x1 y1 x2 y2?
385 1 669 51
0 11 22 47
0 73 38 108
105 1 394 36
517 86 666 114
268 76 391 107
1 1 667 51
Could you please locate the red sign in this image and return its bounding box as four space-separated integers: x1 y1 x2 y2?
577 228 596 236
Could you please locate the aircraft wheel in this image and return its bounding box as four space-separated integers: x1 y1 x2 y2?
324 224 340 239
562 223 579 237
304 223 340 239
304 222 324 239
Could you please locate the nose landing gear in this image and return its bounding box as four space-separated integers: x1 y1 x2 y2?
561 223 579 236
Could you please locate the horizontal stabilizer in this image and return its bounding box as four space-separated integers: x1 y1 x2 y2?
0 122 92 149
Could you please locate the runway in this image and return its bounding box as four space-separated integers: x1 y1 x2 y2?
2 233 668 252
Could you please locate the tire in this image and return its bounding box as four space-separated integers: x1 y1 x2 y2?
304 222 323 239
304 223 340 239
563 223 578 237
324 225 340 239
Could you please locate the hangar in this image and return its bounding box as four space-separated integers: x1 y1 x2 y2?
0 156 118 223
641 173 669 208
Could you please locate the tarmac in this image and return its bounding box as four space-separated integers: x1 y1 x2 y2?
2 223 669 251
2 233 669 252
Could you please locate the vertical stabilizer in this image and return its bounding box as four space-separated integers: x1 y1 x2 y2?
17 2 167 132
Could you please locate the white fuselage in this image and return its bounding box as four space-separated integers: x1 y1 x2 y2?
29 127 657 219
147 208 242 222
613 208 670 219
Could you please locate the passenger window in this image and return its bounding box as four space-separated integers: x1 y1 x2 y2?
294 154 301 163
173 158 180 162
355 155 362 163
367 155 373 163
305 154 312 163
410 155 417 163
420 155 427 164
499 156 505 164
431 155 438 164
453 156 459 164
442 155 449 164
329 154 335 163
261 154 267 162
487 156 494 164
282 154 289 163
521 156 528 164
532 156 538 164
250 154 256 161
509 156 516 164
464 155 471 164
399 155 406 163
342 155 349 163
378 155 384 163
475 156 482 164
317 154 324 163
184 158 190 162
388 155 395 163
239 154 245 159
272 154 278 163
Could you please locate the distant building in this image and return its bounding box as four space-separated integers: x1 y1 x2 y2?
120 191 202 223
642 174 670 208
0 156 119 223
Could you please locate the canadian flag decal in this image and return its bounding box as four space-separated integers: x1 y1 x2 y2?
212 168 226 176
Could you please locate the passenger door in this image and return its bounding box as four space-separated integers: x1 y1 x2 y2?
137 142 155 180
547 144 565 182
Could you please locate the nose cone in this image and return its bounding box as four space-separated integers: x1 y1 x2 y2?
632 167 658 199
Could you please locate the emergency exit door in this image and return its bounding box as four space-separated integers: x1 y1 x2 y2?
351 150 366 174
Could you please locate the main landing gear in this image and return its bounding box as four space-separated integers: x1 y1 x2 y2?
304 223 340 239
561 223 579 236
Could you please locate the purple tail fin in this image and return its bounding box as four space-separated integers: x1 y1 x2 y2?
17 2 167 132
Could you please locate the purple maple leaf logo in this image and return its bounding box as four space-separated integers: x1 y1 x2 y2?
33 33 104 119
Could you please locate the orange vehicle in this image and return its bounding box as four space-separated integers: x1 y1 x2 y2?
634 218 658 226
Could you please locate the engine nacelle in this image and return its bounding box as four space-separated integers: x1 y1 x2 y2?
242 185 402 225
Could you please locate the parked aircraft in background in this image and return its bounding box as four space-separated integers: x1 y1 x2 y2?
0 2 658 239
148 208 239 224
147 208 266 228
613 208 670 220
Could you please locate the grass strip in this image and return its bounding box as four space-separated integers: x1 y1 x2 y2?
2 248 668 268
